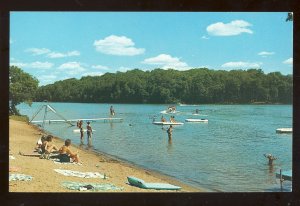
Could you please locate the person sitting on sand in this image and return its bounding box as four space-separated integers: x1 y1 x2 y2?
58 139 80 163
34 135 47 153
264 153 278 165
42 135 59 154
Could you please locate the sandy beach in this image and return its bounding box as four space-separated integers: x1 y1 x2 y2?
9 119 202 192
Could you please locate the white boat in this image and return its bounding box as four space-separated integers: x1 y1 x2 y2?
152 121 184 125
276 128 292 134
160 110 180 114
185 119 208 123
73 129 96 133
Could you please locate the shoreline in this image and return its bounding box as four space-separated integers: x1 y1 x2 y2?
9 119 205 192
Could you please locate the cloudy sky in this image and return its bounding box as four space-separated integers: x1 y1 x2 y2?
10 12 293 86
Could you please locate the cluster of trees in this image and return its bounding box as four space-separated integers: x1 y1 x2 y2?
9 66 39 115
34 68 292 104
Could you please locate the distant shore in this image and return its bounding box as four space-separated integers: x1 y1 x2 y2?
9 119 203 192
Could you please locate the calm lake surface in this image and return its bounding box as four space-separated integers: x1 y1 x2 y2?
17 103 292 192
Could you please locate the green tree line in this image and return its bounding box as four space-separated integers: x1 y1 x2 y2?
34 68 292 104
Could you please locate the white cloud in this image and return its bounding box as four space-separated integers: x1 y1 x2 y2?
47 50 80 58
58 61 86 75
201 35 210 40
82 71 104 77
28 61 54 69
283 58 293 65
142 54 190 70
91 65 109 70
10 62 27 68
26 48 51 55
207 20 253 36
10 61 53 69
221 61 262 68
258 51 275 57
94 35 145 56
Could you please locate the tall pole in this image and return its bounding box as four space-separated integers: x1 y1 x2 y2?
42 105 48 128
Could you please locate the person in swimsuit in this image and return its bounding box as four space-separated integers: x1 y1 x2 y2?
42 135 59 154
167 125 173 140
110 106 115 116
264 154 278 165
161 115 166 122
86 121 93 146
78 120 84 144
58 139 80 163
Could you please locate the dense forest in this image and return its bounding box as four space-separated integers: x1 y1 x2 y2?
34 68 292 104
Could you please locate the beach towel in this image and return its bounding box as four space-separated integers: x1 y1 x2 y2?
54 169 107 179
127 176 181 190
61 181 123 191
9 174 33 181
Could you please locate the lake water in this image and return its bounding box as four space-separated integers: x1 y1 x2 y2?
17 102 292 192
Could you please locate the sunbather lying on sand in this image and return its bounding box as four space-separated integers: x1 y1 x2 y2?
58 139 80 163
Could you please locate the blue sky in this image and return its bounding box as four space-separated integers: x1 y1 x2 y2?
10 12 293 86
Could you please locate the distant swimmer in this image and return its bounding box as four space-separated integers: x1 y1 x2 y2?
110 105 115 116
86 121 93 146
264 154 278 165
195 109 199 114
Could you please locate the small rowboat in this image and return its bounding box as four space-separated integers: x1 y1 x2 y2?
152 121 184 125
185 119 208 123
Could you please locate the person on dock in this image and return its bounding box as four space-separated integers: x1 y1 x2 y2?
170 116 176 123
264 154 278 165
110 105 115 116
167 125 173 140
58 139 80 163
161 115 166 122
87 121 93 146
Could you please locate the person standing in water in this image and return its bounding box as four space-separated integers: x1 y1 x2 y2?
78 120 84 144
86 121 93 146
167 125 173 140
264 154 278 165
110 105 115 116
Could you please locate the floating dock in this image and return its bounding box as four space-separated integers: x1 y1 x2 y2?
276 170 292 181
185 119 208 123
152 121 184 125
276 128 292 134
31 117 123 124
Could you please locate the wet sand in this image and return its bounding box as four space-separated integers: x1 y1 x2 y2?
9 119 204 192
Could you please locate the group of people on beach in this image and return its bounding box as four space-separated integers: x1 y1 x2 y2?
33 134 80 163
77 120 93 146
